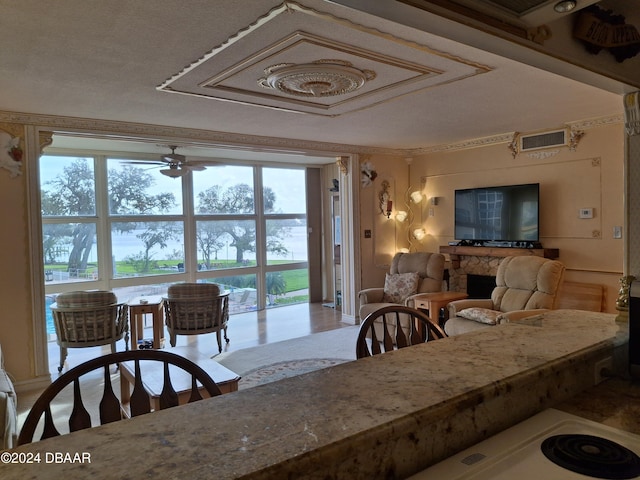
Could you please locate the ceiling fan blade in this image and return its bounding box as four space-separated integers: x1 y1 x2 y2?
184 164 206 171
162 153 186 163
123 160 165 166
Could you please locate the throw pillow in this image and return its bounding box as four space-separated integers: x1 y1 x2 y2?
457 307 502 325
382 272 420 303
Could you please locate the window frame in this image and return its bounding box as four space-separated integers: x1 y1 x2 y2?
40 150 310 311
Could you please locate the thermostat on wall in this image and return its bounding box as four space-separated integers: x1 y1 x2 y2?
579 208 594 219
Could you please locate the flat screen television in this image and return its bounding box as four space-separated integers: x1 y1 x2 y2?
454 183 539 243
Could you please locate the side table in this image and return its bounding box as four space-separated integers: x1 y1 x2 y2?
128 296 165 350
409 291 469 326
119 347 240 417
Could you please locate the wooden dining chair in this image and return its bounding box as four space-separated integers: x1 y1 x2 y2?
356 305 447 359
18 350 221 445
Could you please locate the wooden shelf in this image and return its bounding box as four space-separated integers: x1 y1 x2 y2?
439 245 559 259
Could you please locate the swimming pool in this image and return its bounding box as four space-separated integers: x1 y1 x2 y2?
45 296 55 335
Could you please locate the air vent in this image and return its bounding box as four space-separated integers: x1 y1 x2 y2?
520 129 567 151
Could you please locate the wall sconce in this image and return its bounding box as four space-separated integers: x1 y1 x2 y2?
430 197 439 206
395 210 408 222
379 180 393 218
413 228 426 240
410 190 424 204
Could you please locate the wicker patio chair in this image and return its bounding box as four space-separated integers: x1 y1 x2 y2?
163 283 230 353
18 350 222 445
50 290 128 372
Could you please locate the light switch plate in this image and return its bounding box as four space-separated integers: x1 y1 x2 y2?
614 226 622 239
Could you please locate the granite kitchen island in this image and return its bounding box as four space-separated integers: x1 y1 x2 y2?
0 310 630 479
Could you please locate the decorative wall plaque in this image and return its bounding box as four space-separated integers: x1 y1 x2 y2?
0 128 23 177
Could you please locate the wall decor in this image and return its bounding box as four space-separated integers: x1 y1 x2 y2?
624 92 640 136
378 179 392 217
360 161 377 187
574 5 640 63
0 129 22 177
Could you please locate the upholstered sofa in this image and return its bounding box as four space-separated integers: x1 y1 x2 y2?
358 251 445 320
0 343 17 450
445 256 565 336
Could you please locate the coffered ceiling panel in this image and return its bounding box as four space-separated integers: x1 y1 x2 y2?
158 2 491 116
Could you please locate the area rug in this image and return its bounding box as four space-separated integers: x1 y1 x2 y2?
215 325 359 389
238 358 351 389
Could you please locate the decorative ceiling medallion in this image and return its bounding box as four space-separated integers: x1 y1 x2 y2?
258 60 376 97
157 1 491 116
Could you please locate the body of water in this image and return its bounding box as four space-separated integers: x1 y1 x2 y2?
108 225 309 263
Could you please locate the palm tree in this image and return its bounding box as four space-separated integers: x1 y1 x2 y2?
266 272 286 305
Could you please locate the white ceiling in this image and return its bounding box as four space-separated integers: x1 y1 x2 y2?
0 0 632 160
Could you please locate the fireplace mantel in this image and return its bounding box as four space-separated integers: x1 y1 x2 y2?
440 245 559 260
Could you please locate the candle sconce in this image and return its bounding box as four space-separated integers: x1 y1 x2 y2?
379 180 392 218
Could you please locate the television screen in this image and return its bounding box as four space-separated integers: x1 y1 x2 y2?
454 183 539 242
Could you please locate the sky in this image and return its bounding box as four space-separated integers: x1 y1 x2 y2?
39 155 308 215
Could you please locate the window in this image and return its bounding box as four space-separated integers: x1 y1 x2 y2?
40 151 310 311
41 156 97 283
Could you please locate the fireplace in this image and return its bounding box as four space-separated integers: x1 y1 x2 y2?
467 274 496 299
447 253 502 294
440 245 559 296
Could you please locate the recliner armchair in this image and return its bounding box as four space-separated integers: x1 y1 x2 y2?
445 255 565 336
358 251 445 320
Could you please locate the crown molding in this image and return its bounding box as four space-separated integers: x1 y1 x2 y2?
0 110 403 157
568 114 624 130
0 110 623 159
407 114 623 155
408 132 516 155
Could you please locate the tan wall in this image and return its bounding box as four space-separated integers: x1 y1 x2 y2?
358 154 413 291
357 124 624 314
0 124 36 385
411 123 624 313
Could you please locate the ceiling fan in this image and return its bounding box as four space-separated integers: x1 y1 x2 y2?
125 145 207 178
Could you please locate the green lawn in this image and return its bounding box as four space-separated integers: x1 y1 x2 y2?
45 260 309 294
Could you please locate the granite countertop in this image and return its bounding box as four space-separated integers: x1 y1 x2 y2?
0 310 629 479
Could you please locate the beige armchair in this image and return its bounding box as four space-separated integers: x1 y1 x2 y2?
445 255 565 336
358 252 445 320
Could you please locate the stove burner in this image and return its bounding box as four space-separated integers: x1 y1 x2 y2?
541 434 640 479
